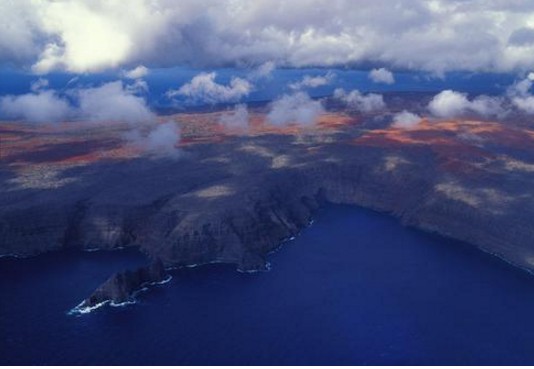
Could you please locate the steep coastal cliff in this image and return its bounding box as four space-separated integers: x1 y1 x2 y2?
71 259 170 314
2 112 534 308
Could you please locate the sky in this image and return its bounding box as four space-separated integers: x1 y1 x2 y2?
1 0 534 130
3 0 534 74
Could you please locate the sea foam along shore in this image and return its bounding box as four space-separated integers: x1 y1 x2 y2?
68 275 173 316
71 217 318 314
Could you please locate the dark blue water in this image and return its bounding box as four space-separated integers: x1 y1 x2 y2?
2 205 534 365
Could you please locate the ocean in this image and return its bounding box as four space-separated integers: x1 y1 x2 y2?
2 205 534 365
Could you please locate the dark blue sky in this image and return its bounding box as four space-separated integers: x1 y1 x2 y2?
0 67 518 109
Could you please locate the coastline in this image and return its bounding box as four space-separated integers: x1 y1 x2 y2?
61 204 534 315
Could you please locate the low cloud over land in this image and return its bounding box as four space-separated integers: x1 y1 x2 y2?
0 79 180 157
166 72 252 104
0 90 72 123
122 65 149 79
267 92 324 126
428 90 505 118
508 73 534 114
219 104 250 130
289 72 335 90
391 110 422 129
144 121 181 158
77 81 155 124
369 68 395 84
334 88 386 113
0 80 154 124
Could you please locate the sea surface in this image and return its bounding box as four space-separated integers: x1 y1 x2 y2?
2 205 534 365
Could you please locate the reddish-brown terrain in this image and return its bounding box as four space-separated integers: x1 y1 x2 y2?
1 98 534 309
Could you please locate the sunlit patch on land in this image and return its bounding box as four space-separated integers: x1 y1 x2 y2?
353 119 534 175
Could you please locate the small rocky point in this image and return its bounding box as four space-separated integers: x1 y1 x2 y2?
83 259 169 308
2 97 534 310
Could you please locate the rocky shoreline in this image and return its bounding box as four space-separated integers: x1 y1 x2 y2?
2 114 534 311
69 259 171 315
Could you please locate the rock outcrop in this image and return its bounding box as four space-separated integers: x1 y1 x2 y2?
2 107 534 310
72 259 170 313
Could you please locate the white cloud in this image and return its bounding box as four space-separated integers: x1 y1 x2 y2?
5 79 179 157
0 0 41 66
511 95 534 114
30 78 49 92
145 121 181 158
392 110 421 129
267 92 324 126
219 104 249 130
4 1 534 74
469 95 506 117
167 72 252 104
0 80 155 124
126 121 181 158
508 27 534 47
428 90 470 118
77 81 155 123
248 61 276 80
125 79 149 94
369 68 395 84
507 74 534 113
0 90 72 123
428 90 505 118
334 88 386 113
30 1 171 74
123 65 149 79
510 76 534 96
289 71 335 90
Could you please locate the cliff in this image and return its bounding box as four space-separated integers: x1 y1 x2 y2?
2 112 534 309
71 259 170 314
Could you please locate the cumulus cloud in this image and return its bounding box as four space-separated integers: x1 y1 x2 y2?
30 78 49 92
4 1 534 74
334 88 386 113
267 92 324 126
428 90 471 118
428 90 505 118
512 72 534 94
0 78 180 157
511 96 534 114
123 65 149 79
289 71 335 90
29 1 172 74
219 104 249 130
125 121 181 158
507 73 534 113
0 90 72 123
369 68 395 84
77 81 155 123
125 79 149 94
1 80 155 124
392 110 421 129
248 61 276 80
468 95 507 117
0 0 41 67
167 72 252 104
144 121 181 157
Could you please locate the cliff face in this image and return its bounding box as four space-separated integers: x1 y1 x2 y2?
72 259 169 313
2 113 534 308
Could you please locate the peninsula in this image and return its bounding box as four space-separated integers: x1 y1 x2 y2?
1 93 534 310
